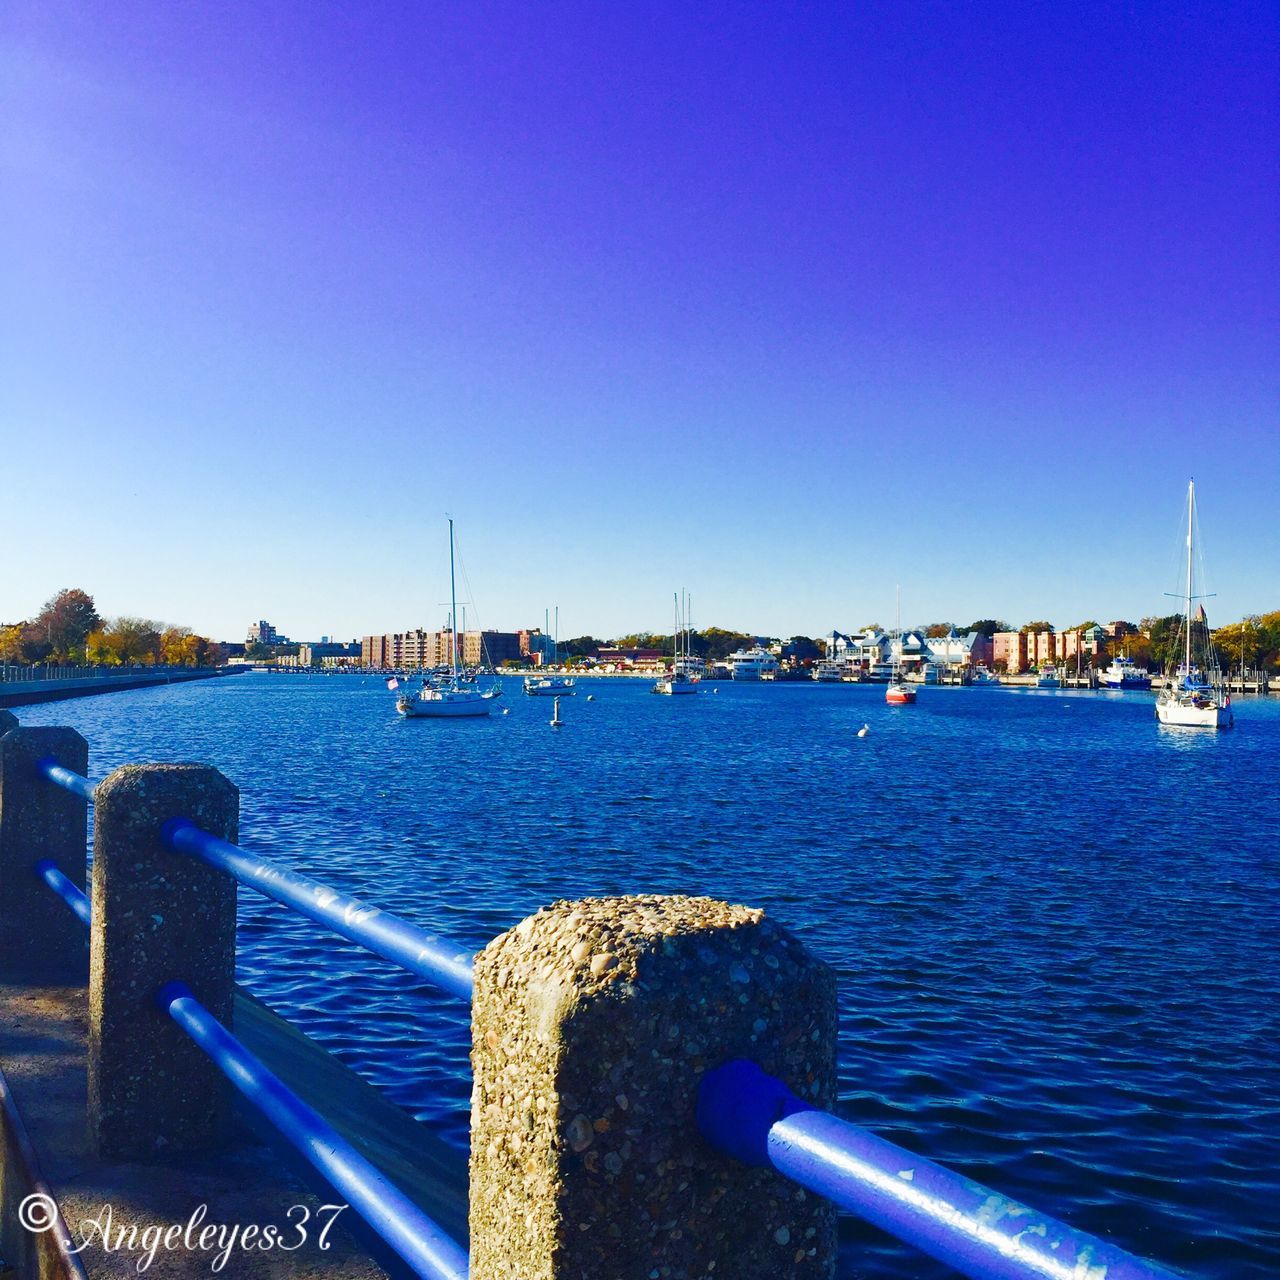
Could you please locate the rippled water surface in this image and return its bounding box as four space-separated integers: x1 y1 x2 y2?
23 674 1280 1278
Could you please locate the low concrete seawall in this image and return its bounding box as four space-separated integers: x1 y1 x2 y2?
0 669 235 709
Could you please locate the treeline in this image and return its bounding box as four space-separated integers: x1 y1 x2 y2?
0 588 225 668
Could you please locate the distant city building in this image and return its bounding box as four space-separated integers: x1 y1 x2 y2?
247 620 287 646
993 631 1028 673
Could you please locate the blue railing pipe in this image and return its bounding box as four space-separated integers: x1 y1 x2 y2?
161 819 475 1002
34 860 91 928
697 1060 1183 1280
158 981 470 1280
36 757 97 803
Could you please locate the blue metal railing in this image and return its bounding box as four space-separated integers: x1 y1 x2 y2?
34 859 91 927
31 748 1183 1280
698 1059 1182 1280
38 759 98 802
35 757 475 1002
161 819 475 1002
159 982 469 1280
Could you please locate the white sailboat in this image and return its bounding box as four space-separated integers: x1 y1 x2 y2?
524 607 577 696
885 586 917 705
1155 480 1233 730
397 520 502 718
654 591 699 695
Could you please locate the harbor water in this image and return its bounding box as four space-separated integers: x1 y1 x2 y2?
21 674 1280 1279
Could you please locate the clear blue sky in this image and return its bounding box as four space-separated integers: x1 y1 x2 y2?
3 2 1276 642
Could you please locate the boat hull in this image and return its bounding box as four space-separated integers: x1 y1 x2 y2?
398 694 495 718
1156 698 1233 729
885 684 916 705
524 680 575 697
654 680 698 695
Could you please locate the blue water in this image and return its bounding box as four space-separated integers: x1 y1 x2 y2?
21 675 1280 1279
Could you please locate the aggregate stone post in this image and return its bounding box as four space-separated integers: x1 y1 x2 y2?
0 725 90 977
89 764 239 1158
0 710 17 734
470 894 838 1280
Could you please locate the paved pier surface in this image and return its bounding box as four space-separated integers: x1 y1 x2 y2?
0 670 236 709
0 980 468 1277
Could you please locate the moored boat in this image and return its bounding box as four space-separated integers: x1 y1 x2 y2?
1100 656 1152 689
1155 481 1233 730
397 520 501 719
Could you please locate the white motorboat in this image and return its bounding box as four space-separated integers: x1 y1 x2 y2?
1155 481 1233 730
1036 666 1062 688
397 520 501 719
728 646 779 680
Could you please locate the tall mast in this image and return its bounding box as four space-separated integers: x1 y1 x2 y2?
448 518 458 675
1185 480 1194 675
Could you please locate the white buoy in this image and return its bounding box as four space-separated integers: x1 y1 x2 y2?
550 696 563 728
587 695 595 702
502 707 510 715
857 723 869 738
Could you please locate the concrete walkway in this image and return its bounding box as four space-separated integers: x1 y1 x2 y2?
0 980 467 1278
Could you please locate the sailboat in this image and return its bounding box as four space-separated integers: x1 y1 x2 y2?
885 586 917 705
1155 481 1233 730
397 520 502 718
654 591 699 695
524 607 577 696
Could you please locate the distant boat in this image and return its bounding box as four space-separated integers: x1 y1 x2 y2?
811 660 844 682
728 646 780 681
885 587 917 705
1155 481 1233 730
397 520 501 719
525 607 576 697
654 591 699 695
1036 666 1062 688
969 666 1001 686
1100 656 1152 689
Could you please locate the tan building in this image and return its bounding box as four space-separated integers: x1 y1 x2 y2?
993 631 1028 674
362 628 525 669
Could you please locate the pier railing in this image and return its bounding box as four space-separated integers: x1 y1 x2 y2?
0 710 1184 1280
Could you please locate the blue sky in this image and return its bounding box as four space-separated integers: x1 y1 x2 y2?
3 2 1276 642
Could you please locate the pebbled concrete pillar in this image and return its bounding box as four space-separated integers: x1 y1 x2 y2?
0 726 90 977
470 894 838 1280
89 763 239 1158
0 710 18 734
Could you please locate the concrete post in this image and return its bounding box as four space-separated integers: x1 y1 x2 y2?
0 710 18 734
89 763 239 1158
0 726 90 977
470 894 838 1280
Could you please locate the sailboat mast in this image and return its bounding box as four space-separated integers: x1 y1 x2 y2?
1185 481 1194 675
448 518 459 675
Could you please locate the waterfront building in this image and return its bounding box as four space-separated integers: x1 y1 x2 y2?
361 628 525 670
299 642 361 668
993 631 1028 674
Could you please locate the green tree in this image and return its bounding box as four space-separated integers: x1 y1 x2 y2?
1020 620 1054 634
963 619 1008 637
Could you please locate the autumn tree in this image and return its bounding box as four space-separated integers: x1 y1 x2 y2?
34 589 101 661
924 623 954 638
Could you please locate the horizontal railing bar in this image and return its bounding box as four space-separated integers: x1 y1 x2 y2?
159 982 469 1280
697 1060 1182 1280
34 860 91 928
161 819 475 1002
36 758 98 803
